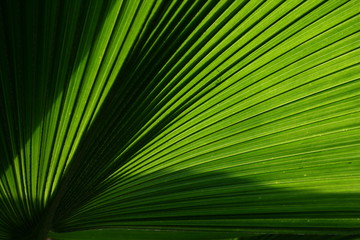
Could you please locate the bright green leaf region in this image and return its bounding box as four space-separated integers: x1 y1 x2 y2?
0 0 360 240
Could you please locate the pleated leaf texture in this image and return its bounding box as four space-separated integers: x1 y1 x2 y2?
0 0 360 240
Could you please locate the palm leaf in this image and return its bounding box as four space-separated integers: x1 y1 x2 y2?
0 0 359 239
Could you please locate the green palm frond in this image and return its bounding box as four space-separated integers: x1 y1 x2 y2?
0 0 359 239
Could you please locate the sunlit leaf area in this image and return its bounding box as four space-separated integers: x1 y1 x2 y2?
0 0 360 239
